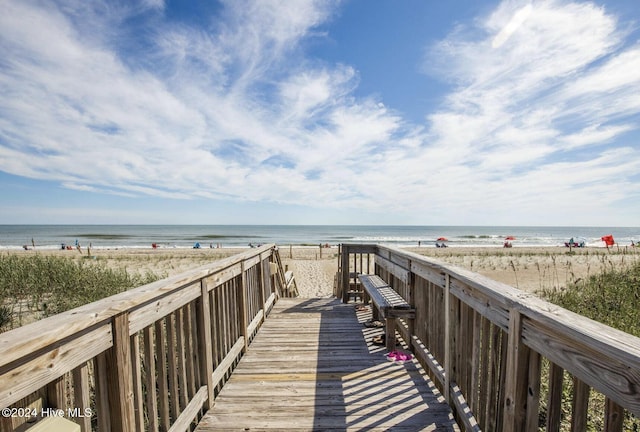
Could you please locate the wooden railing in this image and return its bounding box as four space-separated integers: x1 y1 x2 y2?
0 244 290 432
338 244 640 432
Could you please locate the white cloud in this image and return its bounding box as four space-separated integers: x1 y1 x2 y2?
492 4 533 49
0 0 639 225
414 0 640 223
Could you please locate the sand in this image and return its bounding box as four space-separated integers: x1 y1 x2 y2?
7 244 639 298
405 246 639 294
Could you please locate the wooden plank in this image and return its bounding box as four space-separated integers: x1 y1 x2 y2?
525 350 541 432
129 282 200 334
238 263 249 353
571 377 590 432
176 307 189 410
0 322 112 409
130 332 145 431
469 309 481 412
444 273 452 404
341 248 350 302
522 314 640 416
167 386 208 432
93 352 111 432
196 298 458 432
604 397 624 432
46 375 66 409
546 363 564 432
374 255 410 284
144 326 159 432
411 260 446 287
358 275 412 312
166 312 180 421
246 309 264 337
71 362 91 432
197 281 215 410
185 302 198 400
449 381 481 432
484 319 501 431
503 309 530 432
211 337 245 390
0 246 276 371
449 278 509 331
341 244 378 255
477 316 490 431
105 312 135 432
155 319 170 430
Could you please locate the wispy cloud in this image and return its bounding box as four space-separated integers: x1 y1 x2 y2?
0 0 639 225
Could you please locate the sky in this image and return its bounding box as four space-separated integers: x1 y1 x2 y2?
1 0 639 226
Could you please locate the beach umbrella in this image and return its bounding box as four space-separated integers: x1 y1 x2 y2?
437 237 448 242
505 236 516 241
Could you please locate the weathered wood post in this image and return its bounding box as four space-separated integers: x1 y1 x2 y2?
444 273 452 404
502 309 531 432
239 261 249 352
105 312 135 432
72 363 92 432
258 252 266 321
46 376 65 410
197 279 215 410
571 377 590 431
407 261 416 354
341 244 350 303
546 363 564 432
605 398 624 432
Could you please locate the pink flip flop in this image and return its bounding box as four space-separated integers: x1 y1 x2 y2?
386 350 412 362
386 350 400 361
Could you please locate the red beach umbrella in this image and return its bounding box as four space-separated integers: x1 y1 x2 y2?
505 236 516 241
437 237 448 241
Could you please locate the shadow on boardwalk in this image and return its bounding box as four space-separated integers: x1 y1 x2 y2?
196 297 458 431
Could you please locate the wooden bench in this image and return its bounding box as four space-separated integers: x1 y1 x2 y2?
358 274 415 351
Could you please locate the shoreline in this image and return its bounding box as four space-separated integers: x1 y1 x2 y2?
3 243 631 251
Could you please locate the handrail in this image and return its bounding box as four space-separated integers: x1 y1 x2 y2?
339 243 640 432
0 244 285 432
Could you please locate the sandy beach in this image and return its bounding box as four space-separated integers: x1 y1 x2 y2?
6 244 638 298
406 246 639 294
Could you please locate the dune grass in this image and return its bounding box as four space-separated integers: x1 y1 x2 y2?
538 259 640 430
0 253 161 331
541 258 640 337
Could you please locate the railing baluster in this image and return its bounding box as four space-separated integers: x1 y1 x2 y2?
197 279 215 409
503 309 530 432
130 332 144 431
94 352 111 432
546 363 564 432
71 362 91 432
155 318 170 431
604 397 624 432
525 350 541 432
571 377 590 432
239 261 249 353
144 326 159 432
105 312 135 432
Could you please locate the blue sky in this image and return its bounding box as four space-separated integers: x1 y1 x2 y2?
1 0 639 226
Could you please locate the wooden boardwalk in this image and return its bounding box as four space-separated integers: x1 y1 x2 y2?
195 297 459 431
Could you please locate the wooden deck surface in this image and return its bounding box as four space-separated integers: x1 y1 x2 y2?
195 297 459 431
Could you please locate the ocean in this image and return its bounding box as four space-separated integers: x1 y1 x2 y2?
1 225 639 250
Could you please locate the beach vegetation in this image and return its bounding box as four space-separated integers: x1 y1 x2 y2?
0 305 11 331
0 253 161 330
541 259 640 337
539 259 640 430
